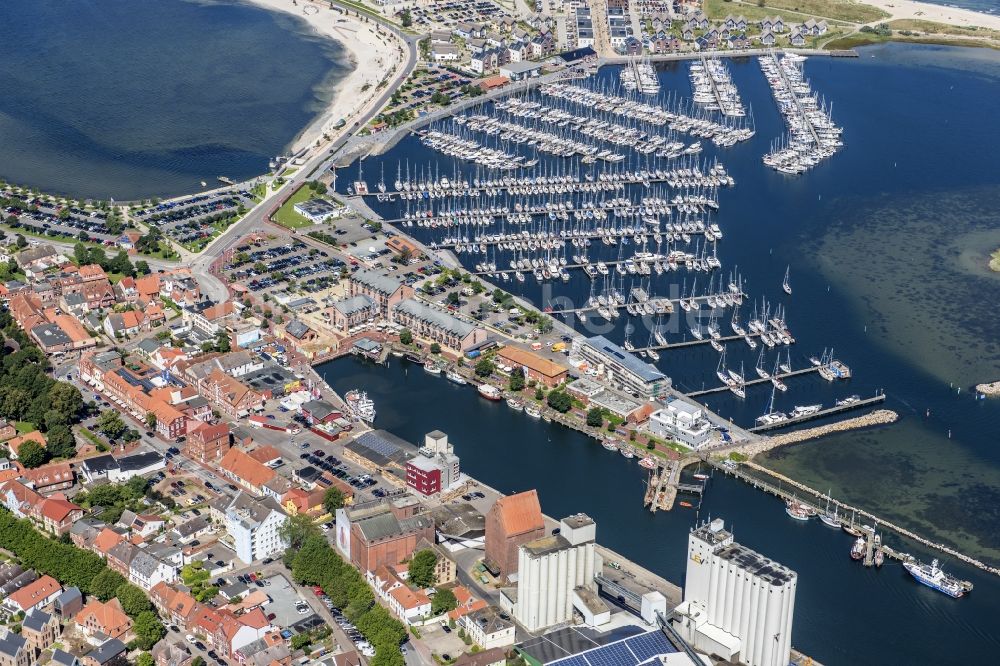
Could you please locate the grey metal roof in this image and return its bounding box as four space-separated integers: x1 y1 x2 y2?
22 609 51 633
334 294 375 317
32 323 71 348
129 550 162 577
50 649 80 666
583 336 666 382
82 454 118 474
394 298 476 338
117 450 164 472
87 638 127 664
352 268 403 296
285 319 310 339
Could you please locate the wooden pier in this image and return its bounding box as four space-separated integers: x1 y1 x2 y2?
429 229 710 251
359 174 727 199
747 394 886 432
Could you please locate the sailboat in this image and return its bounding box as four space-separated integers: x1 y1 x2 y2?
729 362 746 399
756 384 788 425
819 492 843 528
755 348 770 379
716 347 730 385
770 358 787 392
782 265 792 295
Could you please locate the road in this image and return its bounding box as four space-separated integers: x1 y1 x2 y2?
188 11 421 303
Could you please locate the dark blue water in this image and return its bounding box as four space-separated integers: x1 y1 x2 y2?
319 355 1000 665
337 44 1000 569
920 0 999 16
0 0 350 200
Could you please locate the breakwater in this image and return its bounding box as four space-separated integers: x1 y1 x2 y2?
740 409 899 456
976 380 1000 396
729 460 1000 577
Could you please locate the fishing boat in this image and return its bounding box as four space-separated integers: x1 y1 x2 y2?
620 447 635 459
903 559 966 598
782 266 792 295
602 439 618 451
639 457 657 469
693 472 709 481
478 384 502 401
506 398 523 411
525 406 542 419
785 499 811 521
424 363 442 376
446 370 467 385
850 537 865 561
679 501 693 508
873 534 884 567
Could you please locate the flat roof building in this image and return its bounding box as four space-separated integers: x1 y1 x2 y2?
578 336 670 399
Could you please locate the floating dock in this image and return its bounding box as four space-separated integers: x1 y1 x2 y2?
747 394 886 432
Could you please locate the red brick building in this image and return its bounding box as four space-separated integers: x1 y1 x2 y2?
484 489 545 581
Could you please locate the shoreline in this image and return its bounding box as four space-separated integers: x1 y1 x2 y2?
240 0 404 155
865 0 1000 30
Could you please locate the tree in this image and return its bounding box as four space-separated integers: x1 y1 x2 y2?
45 425 76 459
91 569 127 601
125 475 149 499
430 342 441 355
408 549 438 588
446 291 460 306
509 372 525 392
116 583 153 616
399 328 413 346
280 513 321 555
534 387 544 401
15 234 27 249
215 329 231 353
474 358 494 378
291 632 313 650
586 407 604 427
17 440 49 468
401 8 413 27
547 391 572 413
136 654 155 666
48 382 83 422
132 610 165 650
323 486 346 515
431 587 457 614
74 242 89 265
145 412 157 430
97 410 126 439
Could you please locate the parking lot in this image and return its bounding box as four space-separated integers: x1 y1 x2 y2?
2 188 120 243
132 188 254 251
224 235 345 299
383 65 480 119
406 1 516 30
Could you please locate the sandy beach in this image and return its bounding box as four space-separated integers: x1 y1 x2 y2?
864 0 1000 30
243 0 407 153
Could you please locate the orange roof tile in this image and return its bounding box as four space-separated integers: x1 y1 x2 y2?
8 431 47 457
497 347 568 378
220 448 275 489
75 598 132 639
93 528 125 555
8 574 60 611
38 497 81 522
493 490 544 536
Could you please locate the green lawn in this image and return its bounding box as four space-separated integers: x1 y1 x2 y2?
273 186 322 229
755 0 887 23
15 421 36 433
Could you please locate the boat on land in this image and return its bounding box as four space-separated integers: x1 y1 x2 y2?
903 559 967 598
446 370 467 385
478 384 502 401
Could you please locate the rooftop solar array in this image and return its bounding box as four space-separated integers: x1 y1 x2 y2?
547 631 676 666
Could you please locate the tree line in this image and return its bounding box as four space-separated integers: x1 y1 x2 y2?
0 510 165 650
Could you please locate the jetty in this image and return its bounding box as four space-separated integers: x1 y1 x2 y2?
747 395 887 432
685 366 821 397
711 459 1000 578
976 380 1000 397
742 408 897 451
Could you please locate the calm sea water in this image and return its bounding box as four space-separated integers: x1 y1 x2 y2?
0 0 350 201
920 0 999 15
319 355 1000 665
327 43 1000 662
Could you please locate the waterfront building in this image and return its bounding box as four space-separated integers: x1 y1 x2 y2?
577 336 670 399
348 269 413 318
484 489 545 581
220 492 289 564
328 294 377 335
391 298 488 354
674 519 796 666
495 347 568 387
645 399 712 449
406 431 461 496
511 513 602 632
293 197 340 224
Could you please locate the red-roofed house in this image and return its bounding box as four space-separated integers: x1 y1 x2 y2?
20 461 74 494
2 574 61 613
35 495 84 535
219 448 275 496
185 421 231 464
7 430 47 460
0 479 42 518
75 598 133 640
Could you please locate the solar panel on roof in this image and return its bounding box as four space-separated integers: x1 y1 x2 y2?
623 631 675 661
549 631 676 666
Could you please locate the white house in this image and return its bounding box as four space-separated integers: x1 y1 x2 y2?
223 493 289 564
645 398 712 448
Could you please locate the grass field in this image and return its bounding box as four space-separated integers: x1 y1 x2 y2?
824 32 999 50
273 186 321 229
888 19 1000 41
15 421 36 434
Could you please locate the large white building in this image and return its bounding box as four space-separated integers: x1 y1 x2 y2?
577 336 670 399
223 492 289 564
646 398 712 448
512 514 602 632
674 519 797 666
